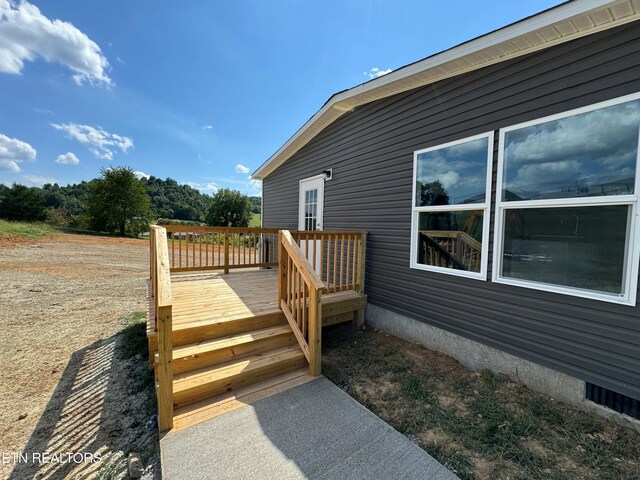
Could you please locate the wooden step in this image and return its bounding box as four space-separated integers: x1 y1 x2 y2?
171 368 314 431
170 311 286 347
158 325 296 374
172 345 308 409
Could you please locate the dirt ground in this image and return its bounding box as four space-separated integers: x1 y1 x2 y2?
0 233 157 479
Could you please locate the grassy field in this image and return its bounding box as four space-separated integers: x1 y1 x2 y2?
249 213 261 227
323 325 640 480
0 219 57 241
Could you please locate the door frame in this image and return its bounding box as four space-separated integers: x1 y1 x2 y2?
298 175 325 231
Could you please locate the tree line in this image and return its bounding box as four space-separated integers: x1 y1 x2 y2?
0 167 261 236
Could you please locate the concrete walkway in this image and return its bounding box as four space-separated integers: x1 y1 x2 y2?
161 377 458 480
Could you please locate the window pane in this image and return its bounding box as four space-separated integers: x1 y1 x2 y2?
503 100 640 201
416 137 489 206
501 205 629 294
416 210 484 272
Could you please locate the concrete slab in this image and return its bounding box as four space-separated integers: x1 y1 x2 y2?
161 377 458 480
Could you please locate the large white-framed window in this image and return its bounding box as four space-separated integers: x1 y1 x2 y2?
410 132 494 280
493 92 640 306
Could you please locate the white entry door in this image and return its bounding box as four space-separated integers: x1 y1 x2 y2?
298 176 324 274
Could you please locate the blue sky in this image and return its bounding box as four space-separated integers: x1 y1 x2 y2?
0 0 561 196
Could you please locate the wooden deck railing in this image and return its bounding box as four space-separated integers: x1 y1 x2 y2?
291 231 366 294
159 225 279 273
149 225 173 432
278 230 325 376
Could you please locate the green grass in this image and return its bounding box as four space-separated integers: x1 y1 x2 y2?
323 326 640 480
0 219 56 240
117 311 148 360
249 213 261 227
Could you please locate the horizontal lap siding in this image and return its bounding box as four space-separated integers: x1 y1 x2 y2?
263 22 640 399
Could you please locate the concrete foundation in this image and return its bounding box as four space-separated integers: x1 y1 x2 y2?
366 303 640 432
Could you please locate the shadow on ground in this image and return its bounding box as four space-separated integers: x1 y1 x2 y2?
7 320 158 480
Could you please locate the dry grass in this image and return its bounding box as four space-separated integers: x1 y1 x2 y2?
322 325 640 480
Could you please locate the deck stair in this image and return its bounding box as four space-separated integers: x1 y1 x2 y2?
153 310 308 428
148 226 367 432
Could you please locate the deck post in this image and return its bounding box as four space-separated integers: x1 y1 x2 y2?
308 287 322 376
355 234 366 327
157 304 173 432
278 231 287 305
357 234 366 294
224 228 230 274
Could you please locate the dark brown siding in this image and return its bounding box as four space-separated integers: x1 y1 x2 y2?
263 21 640 400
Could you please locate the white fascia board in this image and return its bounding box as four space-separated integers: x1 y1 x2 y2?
252 0 631 180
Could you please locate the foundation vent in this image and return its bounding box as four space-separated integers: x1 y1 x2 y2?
585 383 639 420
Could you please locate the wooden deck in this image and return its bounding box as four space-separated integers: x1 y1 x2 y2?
147 267 367 431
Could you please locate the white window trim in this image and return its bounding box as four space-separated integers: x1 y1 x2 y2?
492 92 640 306
410 131 494 280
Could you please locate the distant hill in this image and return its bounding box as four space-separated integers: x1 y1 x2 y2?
24 176 260 223
143 176 212 222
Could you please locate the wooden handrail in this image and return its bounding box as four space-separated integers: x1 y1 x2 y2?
149 225 173 432
290 230 367 294
279 230 324 376
158 225 279 273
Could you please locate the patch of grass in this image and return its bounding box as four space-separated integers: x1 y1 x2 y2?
0 219 56 240
400 373 432 402
424 442 476 480
249 213 261 227
117 311 148 360
322 325 640 480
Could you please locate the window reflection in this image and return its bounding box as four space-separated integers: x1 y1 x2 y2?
503 100 640 201
502 206 628 294
415 137 489 206
416 210 484 272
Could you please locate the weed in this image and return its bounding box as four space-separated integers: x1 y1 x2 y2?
117 312 148 360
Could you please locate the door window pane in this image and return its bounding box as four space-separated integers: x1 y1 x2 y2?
501 205 629 294
503 100 640 201
416 137 489 206
416 210 484 272
304 188 317 231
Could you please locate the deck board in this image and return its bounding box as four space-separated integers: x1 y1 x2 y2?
170 269 281 328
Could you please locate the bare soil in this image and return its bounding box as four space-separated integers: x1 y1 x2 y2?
323 325 640 480
0 233 157 479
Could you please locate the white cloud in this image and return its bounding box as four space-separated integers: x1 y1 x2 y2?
55 151 79 165
248 177 262 196
0 0 111 86
187 181 218 193
364 67 392 79
202 125 213 130
0 132 36 172
505 101 640 196
32 107 54 115
22 174 56 186
133 170 149 180
51 123 133 160
235 164 250 174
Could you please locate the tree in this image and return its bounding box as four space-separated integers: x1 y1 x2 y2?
248 196 261 214
87 167 152 236
419 180 449 206
205 189 252 227
0 184 46 221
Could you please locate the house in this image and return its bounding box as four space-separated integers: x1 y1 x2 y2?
252 0 640 422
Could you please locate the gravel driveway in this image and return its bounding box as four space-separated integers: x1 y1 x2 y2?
0 234 151 479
